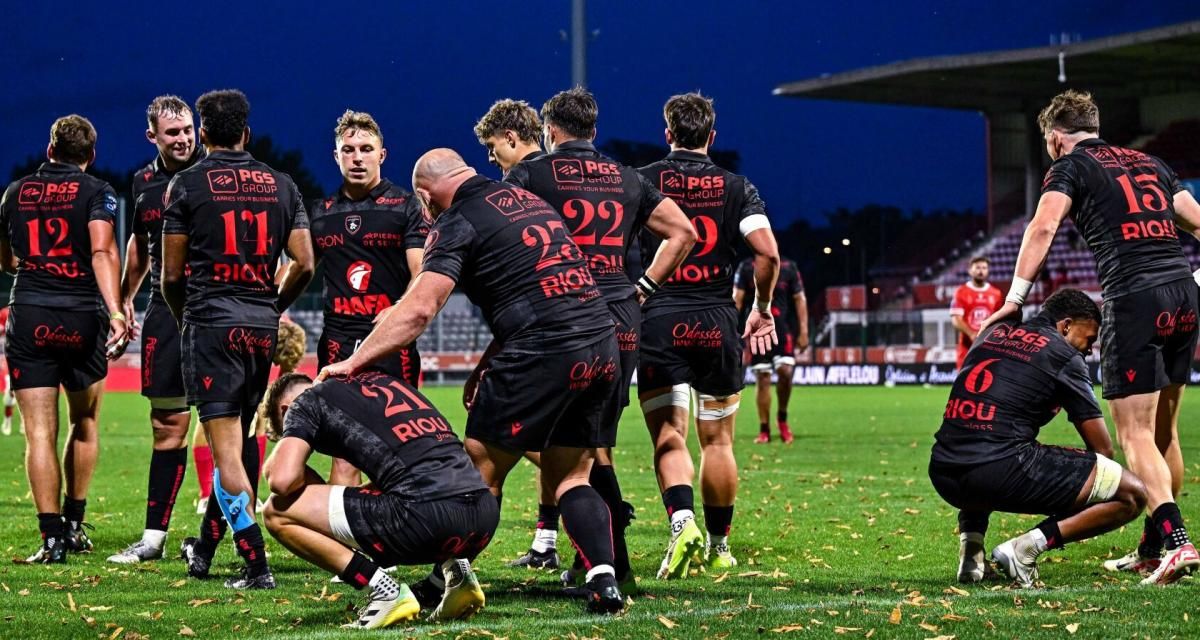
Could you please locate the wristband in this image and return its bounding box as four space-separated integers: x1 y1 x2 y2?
636 274 661 298
110 311 127 322
1005 276 1034 306
754 297 771 313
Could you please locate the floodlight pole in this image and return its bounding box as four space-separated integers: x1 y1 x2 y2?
572 0 587 88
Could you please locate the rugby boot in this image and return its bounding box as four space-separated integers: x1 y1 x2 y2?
1141 543 1200 586
1103 548 1161 575
107 538 164 564
343 583 420 629
657 515 705 579
429 559 485 622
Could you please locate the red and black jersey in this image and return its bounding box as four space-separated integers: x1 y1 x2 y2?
505 140 664 302
931 316 1102 466
735 256 804 336
309 179 428 334
421 175 613 350
283 370 486 500
131 148 205 302
639 151 767 314
1041 138 1192 298
0 162 118 309
162 150 308 328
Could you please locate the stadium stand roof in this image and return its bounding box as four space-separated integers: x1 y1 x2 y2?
773 20 1200 111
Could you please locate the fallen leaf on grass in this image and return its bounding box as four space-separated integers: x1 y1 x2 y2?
87 606 113 612
945 586 969 597
889 607 902 624
897 553 915 561
771 624 805 633
1066 623 1079 634
187 598 215 607
926 636 956 640
918 621 939 632
657 616 677 629
833 627 862 634
80 615 96 628
67 592 76 612
169 580 187 588
179 627 196 637
713 572 729 583
18 589 30 596
108 627 124 640
941 614 967 622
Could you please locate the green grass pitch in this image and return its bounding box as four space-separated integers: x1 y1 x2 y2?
1 386 1198 639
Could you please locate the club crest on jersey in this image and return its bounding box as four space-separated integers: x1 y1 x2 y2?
345 215 362 234
347 261 372 293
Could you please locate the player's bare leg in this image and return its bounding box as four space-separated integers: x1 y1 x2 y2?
61 381 103 553
510 450 562 570
775 363 795 443
109 405 190 563
1110 391 1199 584
697 392 740 568
264 484 419 628
2 374 15 435
994 459 1146 587
19 386 67 562
641 385 703 579
753 371 772 443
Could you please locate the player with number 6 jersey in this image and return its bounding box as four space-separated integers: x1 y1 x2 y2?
504 88 695 584
162 89 315 590
636 92 781 579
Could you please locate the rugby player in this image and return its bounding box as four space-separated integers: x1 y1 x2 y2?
505 88 695 581
949 256 1003 370
932 289 1147 587
262 371 497 628
163 89 314 589
310 110 428 486
0 114 127 562
0 305 16 435
473 99 544 173
322 148 628 613
637 92 780 577
109 95 204 564
734 254 808 443
983 90 1200 584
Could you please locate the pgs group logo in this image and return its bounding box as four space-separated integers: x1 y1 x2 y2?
552 159 585 184
207 169 238 194
659 170 685 198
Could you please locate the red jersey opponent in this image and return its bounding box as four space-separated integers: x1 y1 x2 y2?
949 256 1003 369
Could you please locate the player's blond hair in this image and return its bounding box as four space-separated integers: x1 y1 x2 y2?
49 115 97 165
261 372 313 441
335 110 384 147
1037 90 1099 136
274 318 308 373
474 99 542 144
146 95 191 131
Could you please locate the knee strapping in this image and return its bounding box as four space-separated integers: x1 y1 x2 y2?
695 392 740 421
641 383 690 413
1087 454 1123 504
149 396 189 413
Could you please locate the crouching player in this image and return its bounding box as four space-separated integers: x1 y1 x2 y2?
262 371 498 629
928 289 1147 587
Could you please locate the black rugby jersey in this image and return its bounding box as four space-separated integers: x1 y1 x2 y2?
736 256 804 335
131 148 205 301
1041 139 1192 298
283 371 486 500
162 150 309 327
931 316 1102 466
421 175 613 351
0 162 118 308
505 140 664 302
309 179 428 333
639 151 767 314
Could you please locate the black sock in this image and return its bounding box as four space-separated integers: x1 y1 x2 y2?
704 504 735 539
1139 516 1163 557
62 497 86 526
589 464 630 576
957 510 990 536
146 447 188 532
661 484 694 521
777 410 788 423
1035 518 1064 550
338 552 380 590
559 485 614 572
241 437 262 503
759 423 769 434
37 513 65 539
197 493 227 553
233 523 269 577
1152 502 1191 550
536 503 560 532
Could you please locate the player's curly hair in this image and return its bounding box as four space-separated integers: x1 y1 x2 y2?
664 92 716 150
473 99 542 144
196 89 250 147
49 115 97 165
274 318 308 373
261 372 313 441
542 87 597 140
1040 288 1101 326
1037 90 1099 136
335 109 384 147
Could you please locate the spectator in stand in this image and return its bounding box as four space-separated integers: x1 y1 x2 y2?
949 256 1004 370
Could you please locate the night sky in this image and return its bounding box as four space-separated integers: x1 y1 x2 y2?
1 0 1197 225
